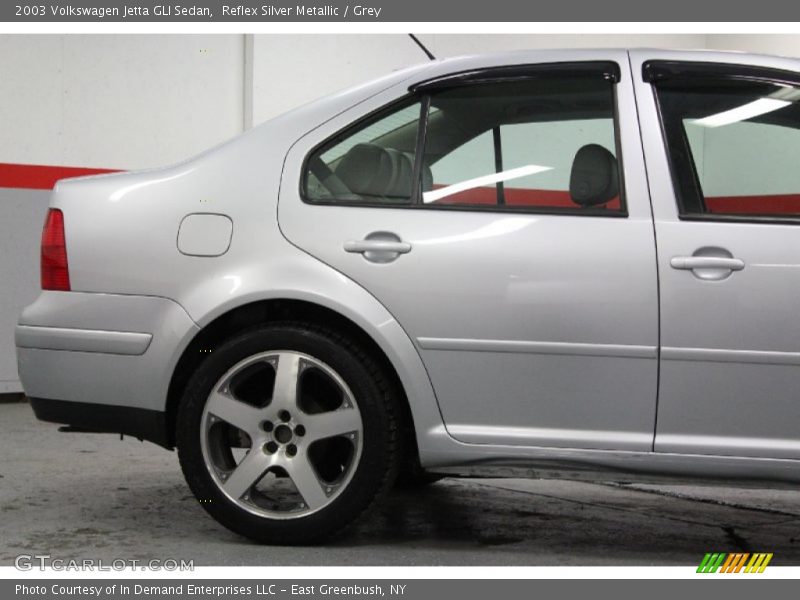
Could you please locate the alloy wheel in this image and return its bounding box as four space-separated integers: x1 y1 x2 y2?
200 350 363 519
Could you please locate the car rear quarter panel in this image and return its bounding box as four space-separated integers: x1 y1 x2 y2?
19 61 452 456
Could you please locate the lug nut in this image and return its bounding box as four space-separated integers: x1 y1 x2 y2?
278 410 291 422
294 424 305 437
286 444 297 457
264 441 278 454
261 420 274 432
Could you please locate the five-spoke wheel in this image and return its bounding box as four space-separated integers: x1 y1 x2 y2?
201 351 363 518
176 323 400 544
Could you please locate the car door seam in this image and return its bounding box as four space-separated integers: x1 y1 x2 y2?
629 50 662 454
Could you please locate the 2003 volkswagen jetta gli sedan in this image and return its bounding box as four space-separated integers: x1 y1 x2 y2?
16 48 800 544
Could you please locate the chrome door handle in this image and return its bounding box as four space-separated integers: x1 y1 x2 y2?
344 240 412 254
670 257 744 271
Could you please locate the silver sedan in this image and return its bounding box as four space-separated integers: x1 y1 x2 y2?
16 48 800 544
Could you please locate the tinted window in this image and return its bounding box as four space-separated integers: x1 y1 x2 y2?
656 76 800 218
303 69 623 215
422 78 622 212
304 101 422 205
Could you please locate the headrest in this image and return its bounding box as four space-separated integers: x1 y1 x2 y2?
569 144 619 207
334 143 415 200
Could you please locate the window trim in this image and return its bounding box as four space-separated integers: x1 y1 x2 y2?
300 63 628 218
643 60 800 88
647 59 800 225
410 60 622 93
410 95 431 206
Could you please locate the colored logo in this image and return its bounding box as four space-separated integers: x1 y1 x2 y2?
697 553 773 573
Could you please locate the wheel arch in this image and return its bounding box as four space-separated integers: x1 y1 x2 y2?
165 297 435 468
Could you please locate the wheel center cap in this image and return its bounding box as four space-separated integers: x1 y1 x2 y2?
274 424 293 444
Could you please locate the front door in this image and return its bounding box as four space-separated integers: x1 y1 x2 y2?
635 54 800 459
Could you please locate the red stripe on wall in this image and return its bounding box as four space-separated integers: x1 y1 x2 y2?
430 185 621 209
706 194 800 215
0 163 120 191
432 185 800 215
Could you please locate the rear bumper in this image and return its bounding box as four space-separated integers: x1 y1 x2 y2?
16 291 200 446
16 325 152 355
29 397 170 448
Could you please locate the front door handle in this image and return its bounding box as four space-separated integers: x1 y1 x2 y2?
344 231 411 263
670 256 745 271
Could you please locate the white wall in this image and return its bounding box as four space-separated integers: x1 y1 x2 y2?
0 190 48 393
4 33 800 169
0 34 245 170
249 35 425 126
706 35 800 58
421 33 705 56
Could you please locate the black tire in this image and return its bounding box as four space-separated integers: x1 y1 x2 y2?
176 322 401 545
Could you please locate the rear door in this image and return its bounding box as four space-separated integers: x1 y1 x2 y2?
633 51 800 459
279 53 660 451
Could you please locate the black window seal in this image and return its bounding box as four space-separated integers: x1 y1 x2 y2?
645 59 800 225
298 198 628 218
611 82 628 219
410 96 431 206
300 64 627 218
676 213 800 226
492 126 506 205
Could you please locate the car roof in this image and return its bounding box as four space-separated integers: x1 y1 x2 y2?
420 47 800 76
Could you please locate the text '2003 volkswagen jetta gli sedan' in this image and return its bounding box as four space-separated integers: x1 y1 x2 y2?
16 49 800 544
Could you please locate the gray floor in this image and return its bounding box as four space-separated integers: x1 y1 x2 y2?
2 401 799 566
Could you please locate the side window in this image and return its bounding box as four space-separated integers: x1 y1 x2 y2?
655 74 800 218
304 101 422 205
422 78 623 212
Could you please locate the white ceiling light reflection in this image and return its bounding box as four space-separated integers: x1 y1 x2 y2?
422 164 552 203
222 275 242 294
109 168 194 202
693 86 800 129
694 98 790 128
417 217 531 246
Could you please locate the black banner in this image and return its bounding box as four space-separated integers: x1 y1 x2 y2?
1 0 797 22
5 579 799 600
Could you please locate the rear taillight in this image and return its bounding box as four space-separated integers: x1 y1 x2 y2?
41 208 70 291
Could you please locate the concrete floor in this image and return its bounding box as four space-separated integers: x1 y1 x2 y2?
2 401 800 566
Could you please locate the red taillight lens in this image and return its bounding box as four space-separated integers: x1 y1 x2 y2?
41 208 70 291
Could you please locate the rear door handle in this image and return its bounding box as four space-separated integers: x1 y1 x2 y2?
344 231 412 264
670 257 744 271
344 240 412 254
